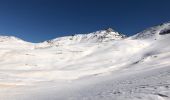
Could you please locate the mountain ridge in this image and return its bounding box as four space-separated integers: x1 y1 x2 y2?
0 21 170 44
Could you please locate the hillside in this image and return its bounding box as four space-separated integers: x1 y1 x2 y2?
0 22 170 100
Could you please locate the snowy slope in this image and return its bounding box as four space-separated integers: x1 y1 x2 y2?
132 22 170 40
36 28 125 48
0 22 170 100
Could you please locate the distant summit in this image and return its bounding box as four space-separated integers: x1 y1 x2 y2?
0 36 26 43
106 28 114 32
42 28 126 46
133 22 170 40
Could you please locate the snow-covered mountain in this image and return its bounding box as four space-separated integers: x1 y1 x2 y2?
0 36 25 43
0 36 34 49
0 22 170 100
132 22 170 40
37 28 125 48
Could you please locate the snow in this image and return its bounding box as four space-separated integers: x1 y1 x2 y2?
0 23 170 100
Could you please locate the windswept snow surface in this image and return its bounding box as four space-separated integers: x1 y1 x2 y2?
0 24 170 100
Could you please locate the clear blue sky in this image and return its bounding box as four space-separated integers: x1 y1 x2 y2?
0 0 170 42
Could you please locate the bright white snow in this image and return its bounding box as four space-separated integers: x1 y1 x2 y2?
0 23 170 100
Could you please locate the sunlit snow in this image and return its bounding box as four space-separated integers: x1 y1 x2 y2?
0 22 170 100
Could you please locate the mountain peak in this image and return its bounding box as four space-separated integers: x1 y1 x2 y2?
105 28 114 32
133 21 170 40
0 35 26 43
44 28 126 46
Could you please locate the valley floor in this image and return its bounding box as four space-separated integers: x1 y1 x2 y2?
0 65 170 100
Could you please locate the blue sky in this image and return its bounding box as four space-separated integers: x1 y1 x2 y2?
0 0 170 42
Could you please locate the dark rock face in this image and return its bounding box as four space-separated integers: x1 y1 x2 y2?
159 29 170 35
106 28 114 32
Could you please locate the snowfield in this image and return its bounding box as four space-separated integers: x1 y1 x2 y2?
0 22 170 100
